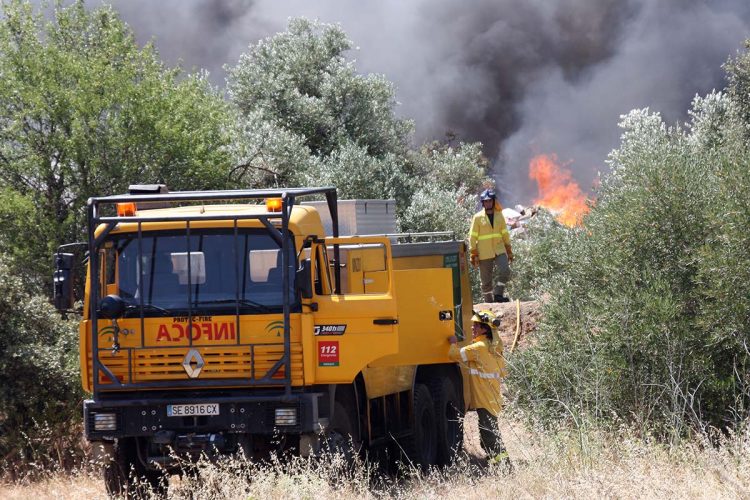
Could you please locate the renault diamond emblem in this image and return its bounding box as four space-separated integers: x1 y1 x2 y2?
182 349 204 378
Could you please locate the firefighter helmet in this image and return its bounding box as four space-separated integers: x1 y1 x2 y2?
471 309 501 332
479 189 496 202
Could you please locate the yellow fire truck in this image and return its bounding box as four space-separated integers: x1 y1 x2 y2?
53 186 474 495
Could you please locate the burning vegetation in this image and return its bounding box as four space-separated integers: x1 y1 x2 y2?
528 154 591 226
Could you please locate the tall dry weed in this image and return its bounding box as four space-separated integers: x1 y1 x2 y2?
3 416 750 499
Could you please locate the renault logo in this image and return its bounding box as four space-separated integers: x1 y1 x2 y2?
182 349 204 378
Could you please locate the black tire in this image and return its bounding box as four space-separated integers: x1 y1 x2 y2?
430 377 464 465
144 468 169 498
103 439 132 498
322 401 362 462
402 384 438 472
103 438 167 499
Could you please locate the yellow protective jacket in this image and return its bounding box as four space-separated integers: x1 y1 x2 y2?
469 202 511 261
449 337 507 416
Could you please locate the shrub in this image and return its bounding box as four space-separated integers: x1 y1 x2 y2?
0 256 82 478
505 209 572 302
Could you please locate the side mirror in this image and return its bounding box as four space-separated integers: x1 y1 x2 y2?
98 294 126 319
296 259 313 299
53 252 75 311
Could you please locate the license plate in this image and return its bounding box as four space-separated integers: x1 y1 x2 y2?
167 403 220 417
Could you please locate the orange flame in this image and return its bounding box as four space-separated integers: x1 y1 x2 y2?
529 154 590 226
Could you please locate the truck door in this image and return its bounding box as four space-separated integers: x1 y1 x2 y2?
308 237 399 384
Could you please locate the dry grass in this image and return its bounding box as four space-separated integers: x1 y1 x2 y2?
2 414 750 499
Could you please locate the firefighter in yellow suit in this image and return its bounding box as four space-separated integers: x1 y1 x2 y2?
448 310 510 465
469 188 513 303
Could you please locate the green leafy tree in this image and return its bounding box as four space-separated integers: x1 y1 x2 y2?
399 140 489 233
398 183 477 239
407 140 488 194
0 0 232 284
307 142 410 204
226 109 320 187
695 72 750 423
725 40 750 138
227 18 412 188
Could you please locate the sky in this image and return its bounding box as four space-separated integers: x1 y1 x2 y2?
96 0 750 203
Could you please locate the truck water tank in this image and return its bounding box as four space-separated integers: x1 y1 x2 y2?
302 199 397 236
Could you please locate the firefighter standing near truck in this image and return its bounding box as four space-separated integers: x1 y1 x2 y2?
448 310 510 466
469 188 513 303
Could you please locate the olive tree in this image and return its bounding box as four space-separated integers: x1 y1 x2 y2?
227 18 492 239
508 73 750 436
227 18 412 190
399 141 489 235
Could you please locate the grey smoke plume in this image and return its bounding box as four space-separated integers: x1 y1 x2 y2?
103 0 750 203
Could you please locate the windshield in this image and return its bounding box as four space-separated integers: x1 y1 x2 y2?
106 229 298 316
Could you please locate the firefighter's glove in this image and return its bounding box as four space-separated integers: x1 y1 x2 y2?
470 253 479 268
505 246 514 263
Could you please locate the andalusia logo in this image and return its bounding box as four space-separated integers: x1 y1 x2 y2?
265 320 284 337
98 325 133 343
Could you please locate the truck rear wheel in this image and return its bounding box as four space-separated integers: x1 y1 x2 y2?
403 384 438 472
431 377 463 465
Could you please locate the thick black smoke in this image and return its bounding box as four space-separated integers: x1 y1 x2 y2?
102 0 750 202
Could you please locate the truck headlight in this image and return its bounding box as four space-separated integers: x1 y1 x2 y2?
93 412 118 431
275 408 297 426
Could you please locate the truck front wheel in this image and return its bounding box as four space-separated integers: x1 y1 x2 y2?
103 438 167 498
322 401 362 462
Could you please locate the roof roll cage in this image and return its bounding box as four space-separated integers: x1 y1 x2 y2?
86 187 340 398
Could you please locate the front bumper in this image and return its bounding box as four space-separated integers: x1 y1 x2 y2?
84 392 323 441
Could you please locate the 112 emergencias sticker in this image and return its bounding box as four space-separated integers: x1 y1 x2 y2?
318 340 339 366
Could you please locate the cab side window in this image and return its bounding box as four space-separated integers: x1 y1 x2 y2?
314 245 332 295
